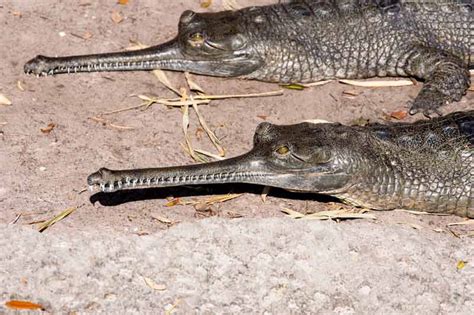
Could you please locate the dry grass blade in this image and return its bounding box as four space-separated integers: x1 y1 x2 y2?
191 96 226 156
90 116 135 130
153 70 182 96
200 194 243 205
339 79 414 87
184 72 205 94
167 194 243 207
184 74 226 157
447 220 474 226
222 0 242 10
395 209 450 216
194 148 225 160
301 80 332 88
181 102 201 162
261 186 271 203
38 207 76 232
282 208 376 220
101 90 281 115
192 90 284 100
181 143 209 162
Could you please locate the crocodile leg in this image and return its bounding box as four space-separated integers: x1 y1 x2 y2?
401 46 471 115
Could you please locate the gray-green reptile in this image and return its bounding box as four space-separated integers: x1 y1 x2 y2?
88 111 474 217
24 0 473 114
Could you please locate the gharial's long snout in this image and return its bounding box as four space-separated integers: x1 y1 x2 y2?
87 152 272 193
87 149 348 195
24 39 183 76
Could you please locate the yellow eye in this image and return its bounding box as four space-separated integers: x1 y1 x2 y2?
189 32 205 44
276 145 290 155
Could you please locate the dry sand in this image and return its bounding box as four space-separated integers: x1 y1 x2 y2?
1 1 472 313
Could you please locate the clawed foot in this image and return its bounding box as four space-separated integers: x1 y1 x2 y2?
408 89 448 117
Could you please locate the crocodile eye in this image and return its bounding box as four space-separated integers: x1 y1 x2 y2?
276 145 290 155
189 32 205 45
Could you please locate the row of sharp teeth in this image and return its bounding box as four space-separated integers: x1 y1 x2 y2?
25 60 161 76
88 171 264 193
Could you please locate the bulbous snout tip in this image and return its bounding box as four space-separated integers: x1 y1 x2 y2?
24 55 53 76
87 168 112 186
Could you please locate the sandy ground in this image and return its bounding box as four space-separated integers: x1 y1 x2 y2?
0 0 473 313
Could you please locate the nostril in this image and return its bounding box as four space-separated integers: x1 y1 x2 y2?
87 168 111 186
180 10 196 24
24 55 53 75
253 122 276 144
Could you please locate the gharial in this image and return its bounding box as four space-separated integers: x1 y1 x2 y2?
24 0 473 115
88 110 474 218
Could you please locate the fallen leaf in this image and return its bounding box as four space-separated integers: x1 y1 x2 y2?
457 260 467 271
151 215 174 225
389 110 408 120
142 276 167 291
281 83 306 90
71 31 94 40
5 300 45 311
16 80 25 91
118 0 129 4
11 11 22 17
40 123 56 134
165 198 182 207
111 11 124 24
350 117 370 127
200 0 212 8
0 93 12 106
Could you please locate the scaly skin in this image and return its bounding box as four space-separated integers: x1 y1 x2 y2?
24 0 472 115
88 110 473 217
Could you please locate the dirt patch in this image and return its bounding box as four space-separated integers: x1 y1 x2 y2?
0 1 472 313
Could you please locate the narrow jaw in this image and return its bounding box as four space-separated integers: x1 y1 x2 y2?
87 153 271 193
24 39 261 77
87 152 350 195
